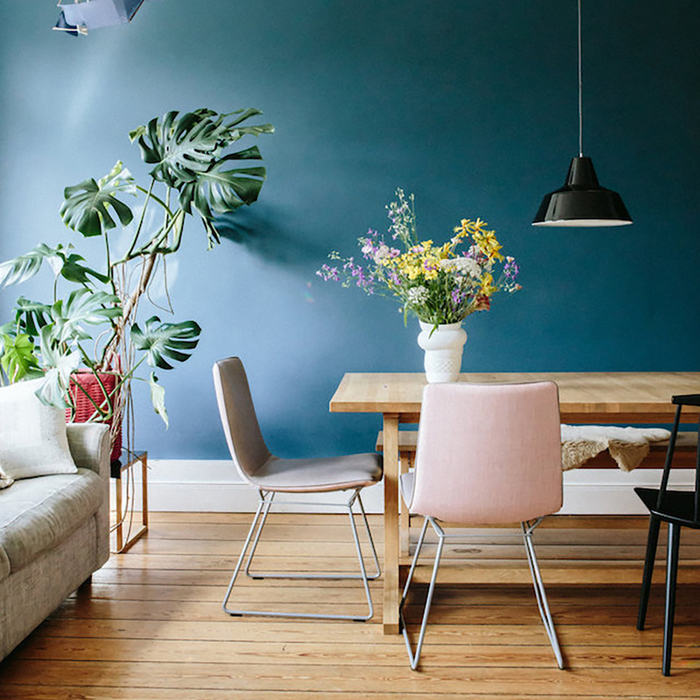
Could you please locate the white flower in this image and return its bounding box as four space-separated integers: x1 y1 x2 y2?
407 286 429 304
440 257 481 278
373 244 391 263
458 257 482 278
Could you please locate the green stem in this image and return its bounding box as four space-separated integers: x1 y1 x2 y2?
135 184 173 216
122 179 155 262
118 209 184 262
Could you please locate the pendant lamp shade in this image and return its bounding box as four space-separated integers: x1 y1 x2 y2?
532 0 632 227
532 156 632 227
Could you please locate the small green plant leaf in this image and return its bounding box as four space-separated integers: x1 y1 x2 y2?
148 372 169 428
59 252 110 285
0 333 43 383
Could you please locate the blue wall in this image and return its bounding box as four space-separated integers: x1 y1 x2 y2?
1 0 698 459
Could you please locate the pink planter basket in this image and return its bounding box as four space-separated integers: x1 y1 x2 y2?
67 370 123 463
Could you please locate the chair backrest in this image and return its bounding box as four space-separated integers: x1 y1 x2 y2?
212 357 272 483
408 381 563 525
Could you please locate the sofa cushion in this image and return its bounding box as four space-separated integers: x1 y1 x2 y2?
0 379 77 480
0 469 102 578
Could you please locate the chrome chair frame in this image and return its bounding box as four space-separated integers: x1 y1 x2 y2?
222 487 381 621
399 516 563 671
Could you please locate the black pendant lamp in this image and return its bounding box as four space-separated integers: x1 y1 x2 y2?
532 0 632 227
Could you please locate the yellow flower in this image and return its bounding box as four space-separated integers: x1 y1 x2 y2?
452 219 471 238
480 272 499 296
473 228 504 262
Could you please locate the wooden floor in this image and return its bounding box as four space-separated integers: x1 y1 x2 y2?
1 512 699 699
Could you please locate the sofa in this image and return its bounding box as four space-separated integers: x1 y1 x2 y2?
0 422 110 661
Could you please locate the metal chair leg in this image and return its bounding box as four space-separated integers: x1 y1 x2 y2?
355 492 382 580
244 491 380 581
400 517 444 671
245 491 275 579
399 519 564 671
521 521 564 670
222 489 379 621
662 522 681 676
637 514 661 630
222 492 269 616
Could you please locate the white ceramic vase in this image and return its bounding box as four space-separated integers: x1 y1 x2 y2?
417 320 467 383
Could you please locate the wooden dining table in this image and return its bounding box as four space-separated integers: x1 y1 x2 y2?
329 371 700 634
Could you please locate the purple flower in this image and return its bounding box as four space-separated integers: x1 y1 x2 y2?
504 257 520 279
316 264 340 282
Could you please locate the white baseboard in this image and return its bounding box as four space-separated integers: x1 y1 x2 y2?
114 460 694 515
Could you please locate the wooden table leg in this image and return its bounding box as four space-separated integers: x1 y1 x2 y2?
382 413 400 634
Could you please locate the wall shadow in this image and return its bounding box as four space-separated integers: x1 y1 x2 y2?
215 204 328 272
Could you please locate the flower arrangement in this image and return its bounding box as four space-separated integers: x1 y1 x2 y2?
317 189 521 327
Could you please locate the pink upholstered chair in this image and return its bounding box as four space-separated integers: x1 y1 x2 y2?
400 381 564 670
213 357 382 621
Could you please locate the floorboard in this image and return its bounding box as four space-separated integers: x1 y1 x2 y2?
0 513 698 698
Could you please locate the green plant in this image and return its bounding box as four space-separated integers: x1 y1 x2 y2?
0 107 273 433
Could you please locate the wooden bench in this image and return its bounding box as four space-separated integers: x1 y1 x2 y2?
376 430 699 556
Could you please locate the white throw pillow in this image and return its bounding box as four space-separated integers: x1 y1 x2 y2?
0 379 77 480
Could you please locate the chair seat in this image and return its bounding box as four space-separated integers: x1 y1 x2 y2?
635 487 700 529
248 453 383 493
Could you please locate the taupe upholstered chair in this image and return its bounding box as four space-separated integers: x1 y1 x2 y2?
400 382 565 670
212 357 383 621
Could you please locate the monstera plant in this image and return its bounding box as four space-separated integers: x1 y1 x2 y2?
0 107 273 451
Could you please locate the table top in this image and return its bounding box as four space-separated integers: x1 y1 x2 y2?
329 371 700 423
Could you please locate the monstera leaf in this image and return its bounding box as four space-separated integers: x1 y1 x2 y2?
179 158 266 220
130 109 273 198
0 244 63 287
130 110 230 188
0 243 109 288
12 297 52 337
60 161 137 237
34 327 82 408
57 251 110 285
130 316 201 370
51 289 122 343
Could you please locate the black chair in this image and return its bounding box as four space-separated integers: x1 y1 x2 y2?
635 393 700 676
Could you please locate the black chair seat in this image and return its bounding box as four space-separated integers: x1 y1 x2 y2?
634 487 700 529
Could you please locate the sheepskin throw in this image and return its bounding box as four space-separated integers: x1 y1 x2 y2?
561 425 671 472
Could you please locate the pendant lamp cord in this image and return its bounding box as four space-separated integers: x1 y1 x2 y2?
578 0 583 157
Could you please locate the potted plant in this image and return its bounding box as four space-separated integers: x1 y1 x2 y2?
0 107 274 457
